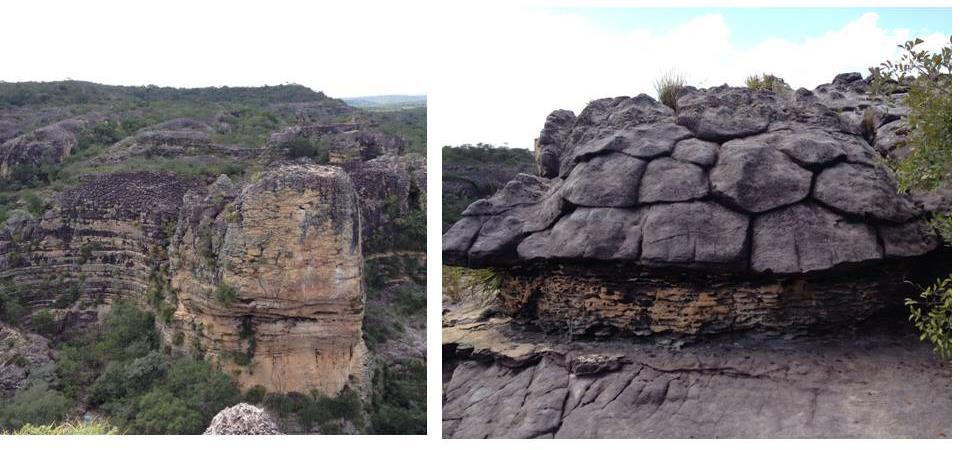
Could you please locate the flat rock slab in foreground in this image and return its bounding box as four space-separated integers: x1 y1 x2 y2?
442 300 952 439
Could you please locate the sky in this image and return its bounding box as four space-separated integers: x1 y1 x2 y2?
431 6 952 148
0 1 430 98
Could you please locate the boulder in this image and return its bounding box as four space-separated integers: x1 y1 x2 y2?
640 201 749 266
204 403 282 435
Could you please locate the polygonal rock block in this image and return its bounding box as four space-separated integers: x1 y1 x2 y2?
752 202 882 273
442 216 484 266
561 152 646 207
640 201 749 266
638 157 709 203
466 212 528 266
813 163 920 223
463 174 553 216
672 138 719 167
676 87 778 141
518 207 644 260
710 137 812 213
775 130 845 167
879 220 940 258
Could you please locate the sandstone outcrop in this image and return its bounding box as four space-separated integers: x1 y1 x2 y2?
168 164 366 394
0 171 193 329
442 77 945 337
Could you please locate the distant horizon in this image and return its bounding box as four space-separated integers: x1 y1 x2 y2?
0 79 427 101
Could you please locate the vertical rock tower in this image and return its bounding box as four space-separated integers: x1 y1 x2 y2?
169 164 365 394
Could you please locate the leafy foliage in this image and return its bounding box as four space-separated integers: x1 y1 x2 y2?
906 277 952 359
871 38 952 358
870 37 952 193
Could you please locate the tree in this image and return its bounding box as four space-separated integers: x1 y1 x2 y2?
131 389 205 434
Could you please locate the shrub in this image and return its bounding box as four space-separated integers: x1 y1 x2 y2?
870 38 952 357
906 277 952 359
0 383 71 431
745 73 790 94
244 385 267 404
653 71 686 111
31 310 58 336
130 389 205 434
370 359 426 434
285 137 320 159
214 281 238 305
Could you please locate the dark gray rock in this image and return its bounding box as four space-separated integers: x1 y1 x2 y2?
672 138 718 167
640 201 749 266
711 137 812 213
752 202 882 273
518 207 644 260
638 157 709 203
879 220 940 257
463 174 553 216
676 86 777 141
561 152 646 207
536 110 576 178
442 216 484 266
813 163 920 223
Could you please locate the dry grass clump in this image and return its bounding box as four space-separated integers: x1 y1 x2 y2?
654 71 686 111
745 73 791 95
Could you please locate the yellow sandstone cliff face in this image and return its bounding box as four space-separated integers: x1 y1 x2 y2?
168 164 365 394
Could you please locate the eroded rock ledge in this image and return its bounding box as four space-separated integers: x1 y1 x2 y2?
443 76 946 336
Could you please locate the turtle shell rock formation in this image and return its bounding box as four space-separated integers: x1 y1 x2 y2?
442 82 945 337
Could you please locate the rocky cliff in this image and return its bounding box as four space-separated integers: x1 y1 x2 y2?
0 82 426 415
442 72 951 438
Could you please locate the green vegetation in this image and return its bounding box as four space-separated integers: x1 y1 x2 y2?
0 383 72 431
906 277 951 359
366 107 427 154
870 38 952 193
442 266 502 304
6 419 120 435
744 73 791 94
284 137 331 163
369 359 426 434
870 37 952 359
0 300 244 434
214 281 238 305
654 70 686 110
263 389 363 433
31 310 58 336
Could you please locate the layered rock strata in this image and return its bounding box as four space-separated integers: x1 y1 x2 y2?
168 164 366 394
443 81 945 336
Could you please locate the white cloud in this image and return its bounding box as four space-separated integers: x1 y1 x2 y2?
431 8 947 149
0 0 429 98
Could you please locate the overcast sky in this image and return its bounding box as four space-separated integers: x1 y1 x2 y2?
431 6 951 148
0 1 429 98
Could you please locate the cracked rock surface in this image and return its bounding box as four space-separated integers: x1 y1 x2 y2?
442 292 952 439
